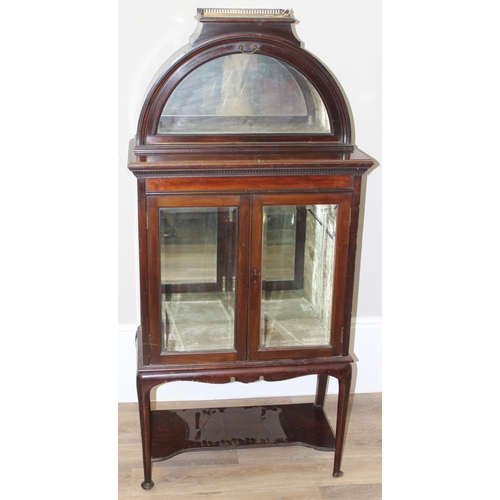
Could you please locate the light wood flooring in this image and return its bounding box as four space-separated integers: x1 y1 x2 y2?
118 392 381 499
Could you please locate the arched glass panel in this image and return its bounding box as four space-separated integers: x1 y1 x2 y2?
158 54 330 134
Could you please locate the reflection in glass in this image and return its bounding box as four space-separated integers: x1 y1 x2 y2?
262 206 297 282
159 207 237 353
158 54 330 134
261 204 338 348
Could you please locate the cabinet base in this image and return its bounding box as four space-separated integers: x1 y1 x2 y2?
137 365 352 488
150 402 335 461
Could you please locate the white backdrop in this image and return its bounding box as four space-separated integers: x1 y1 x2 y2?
5 2 499 497
118 0 382 402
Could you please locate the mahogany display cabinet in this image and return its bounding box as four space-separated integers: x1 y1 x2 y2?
128 8 375 490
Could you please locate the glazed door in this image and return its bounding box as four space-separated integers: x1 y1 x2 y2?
249 192 352 360
147 194 250 364
147 191 351 364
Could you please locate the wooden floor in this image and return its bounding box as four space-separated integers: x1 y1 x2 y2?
118 392 381 499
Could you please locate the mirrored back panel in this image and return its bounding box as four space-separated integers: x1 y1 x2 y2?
158 54 330 134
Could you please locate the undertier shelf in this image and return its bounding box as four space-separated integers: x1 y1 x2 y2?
150 402 336 461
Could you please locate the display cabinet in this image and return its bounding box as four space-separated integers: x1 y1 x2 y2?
128 8 375 490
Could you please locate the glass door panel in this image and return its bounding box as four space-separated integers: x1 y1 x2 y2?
160 207 218 287
159 206 238 353
263 206 297 282
260 204 338 349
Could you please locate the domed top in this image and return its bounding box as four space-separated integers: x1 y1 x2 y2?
134 9 353 155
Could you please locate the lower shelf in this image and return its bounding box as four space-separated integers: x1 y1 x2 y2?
150 402 335 461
